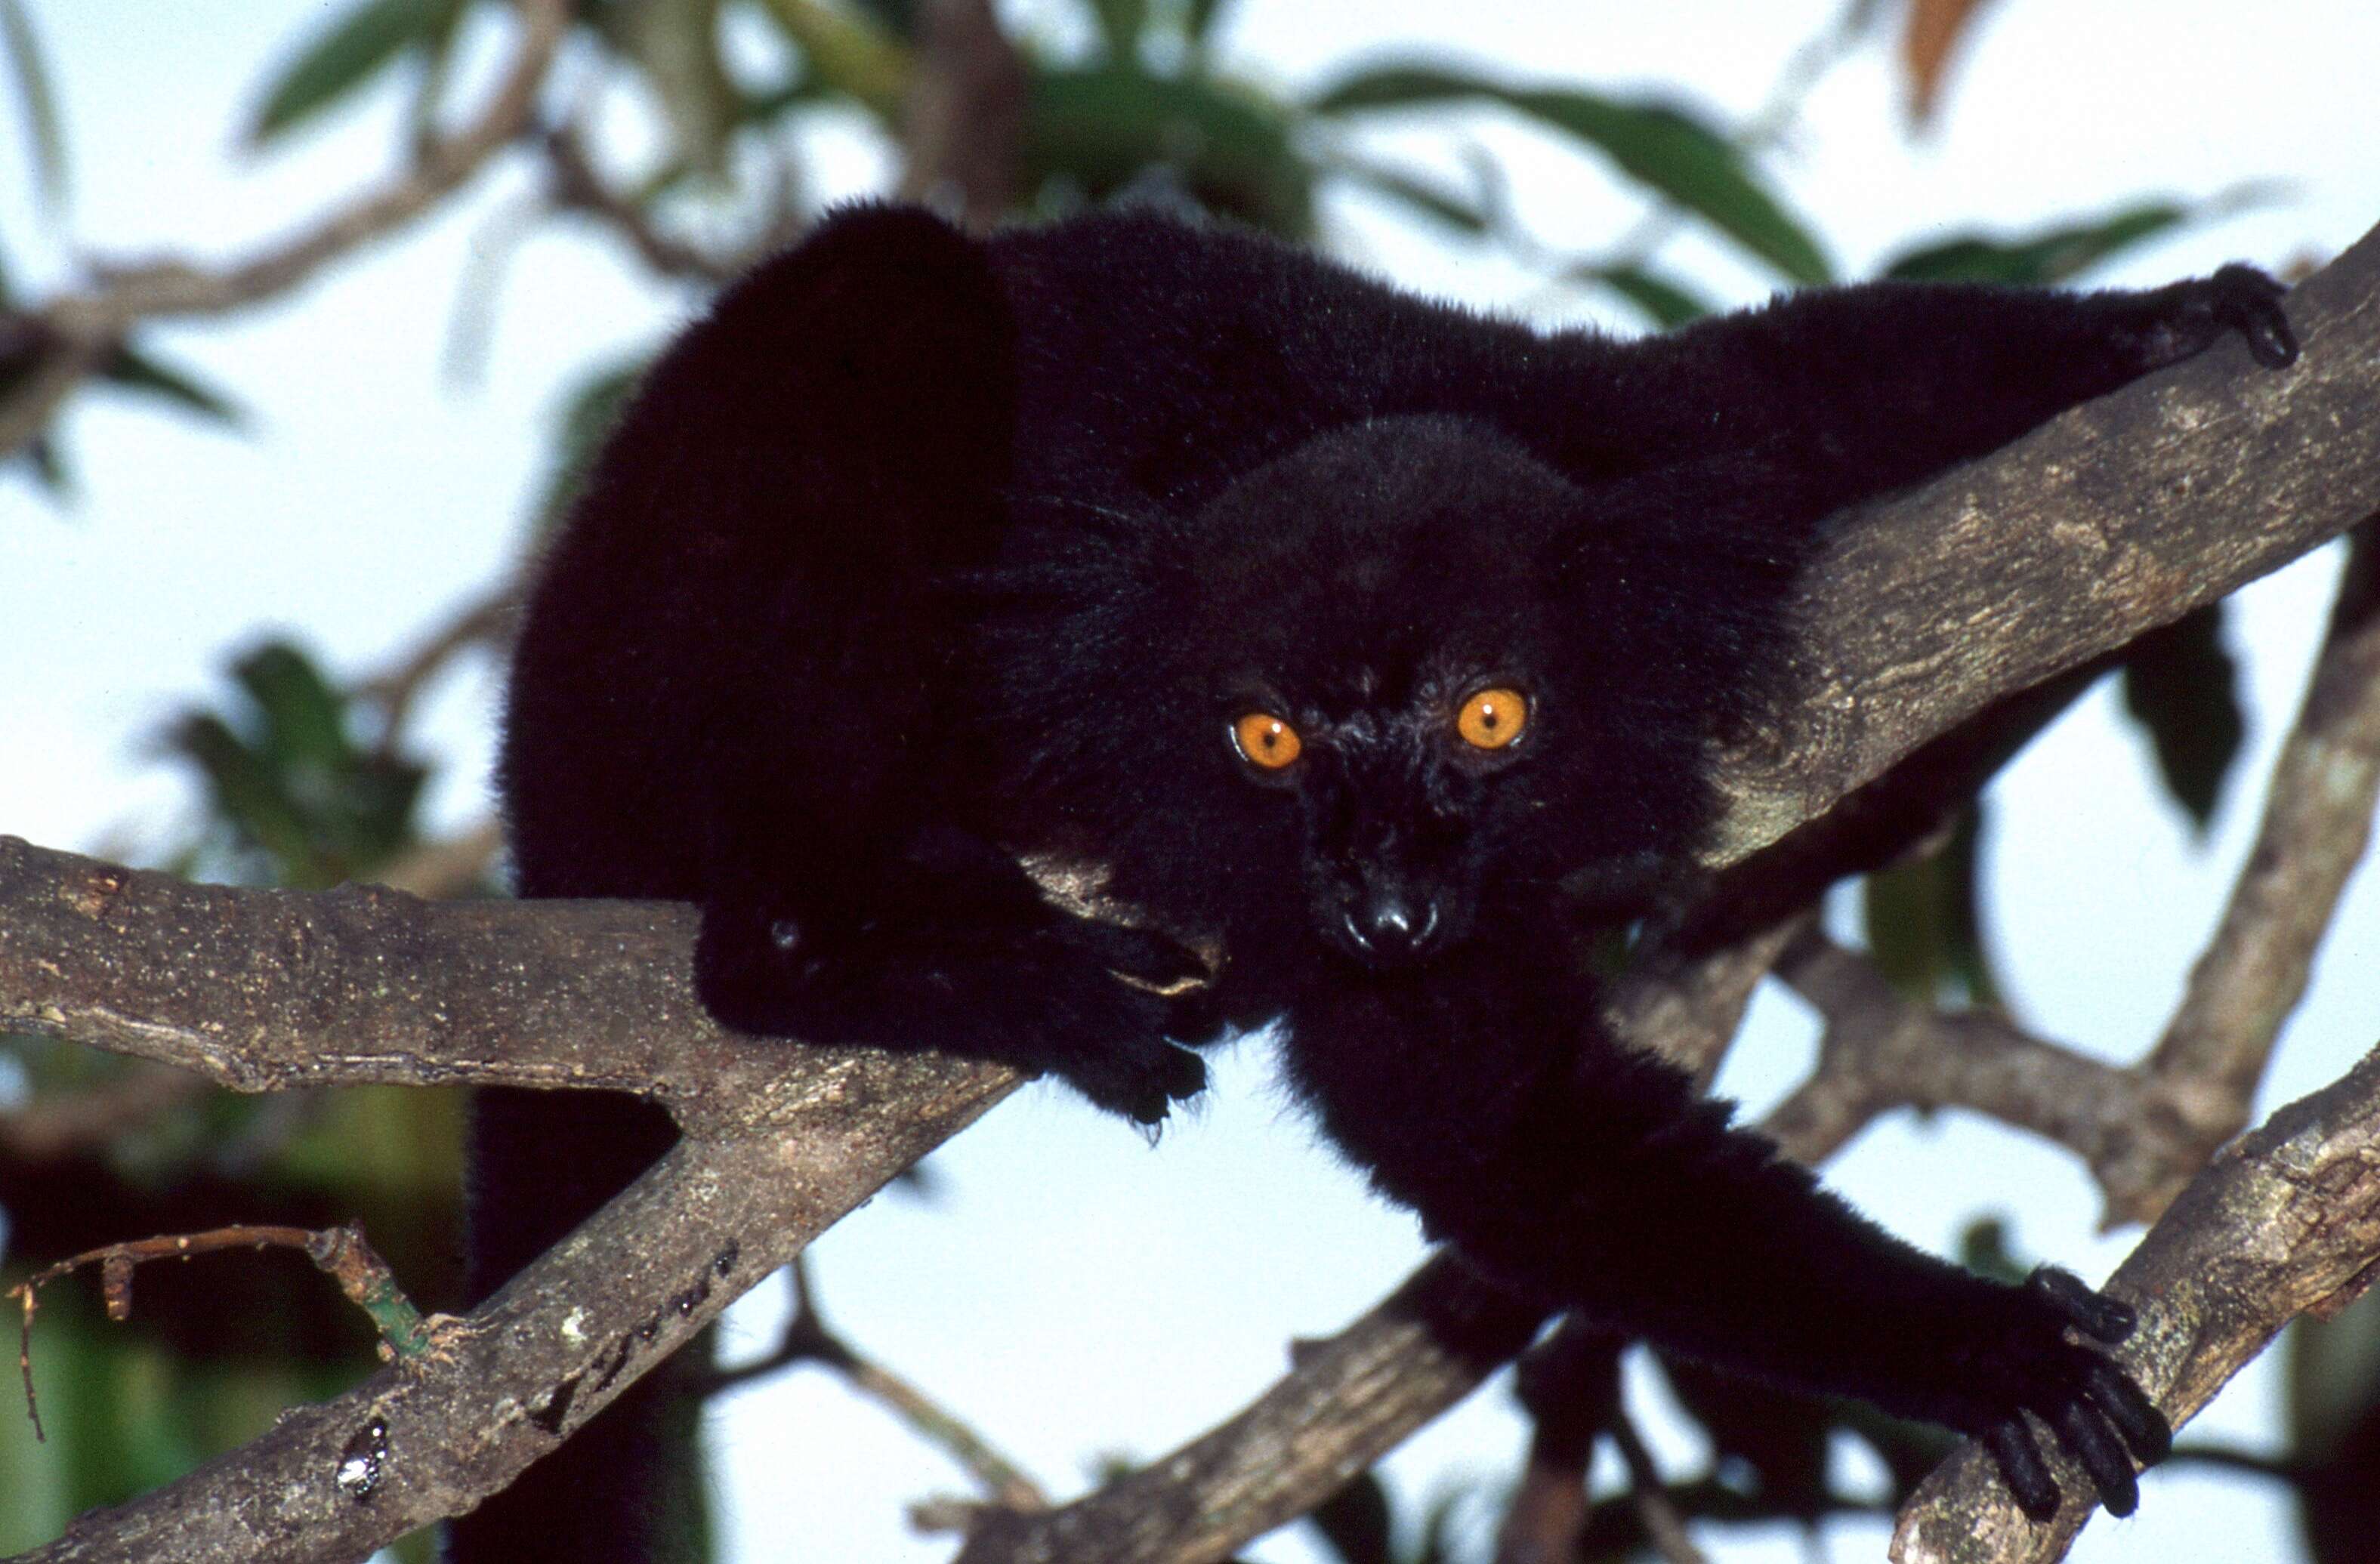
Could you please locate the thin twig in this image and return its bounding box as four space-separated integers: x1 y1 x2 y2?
2108 519 2380 1220
706 1257 1048 1510
1764 927 2151 1169
541 122 745 282
1607 1413 1712 1564
355 580 524 748
8 1221 437 1439
0 0 570 461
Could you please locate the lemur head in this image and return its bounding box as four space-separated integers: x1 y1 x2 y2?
1182 416 1608 969
987 415 1764 974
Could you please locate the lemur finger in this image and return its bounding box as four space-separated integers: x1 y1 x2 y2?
2055 1401 2139 1517
2084 1359 2172 1464
1985 1420 2061 1523
2027 1267 2135 1343
2209 264 2298 368
1153 1041 1209 1102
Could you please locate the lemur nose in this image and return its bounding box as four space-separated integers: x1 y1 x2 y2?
1347 893 1438 963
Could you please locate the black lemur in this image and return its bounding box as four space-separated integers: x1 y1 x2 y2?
474 202 2295 1558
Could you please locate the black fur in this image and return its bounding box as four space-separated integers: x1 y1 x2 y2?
473 202 2293 1557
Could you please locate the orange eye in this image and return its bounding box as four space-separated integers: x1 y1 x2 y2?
1233 711 1303 770
1455 687 1529 751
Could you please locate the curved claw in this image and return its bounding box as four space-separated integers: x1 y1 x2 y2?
1069 919 1210 991
1986 1420 2061 1523
2027 1266 2135 1343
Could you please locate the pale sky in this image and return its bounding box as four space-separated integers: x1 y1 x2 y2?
3 4 2378 1562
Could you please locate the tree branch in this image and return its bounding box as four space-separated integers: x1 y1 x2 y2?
2109 519 2380 1219
1891 1041 2380 1563
539 124 747 284
12 1066 1012 1562
0 0 570 462
1704 219 2380 865
3 222 2374 1564
0 836 804 1111
1765 514 2380 1226
1761 927 2150 1167
897 0 1026 231
949 1257 1543 1564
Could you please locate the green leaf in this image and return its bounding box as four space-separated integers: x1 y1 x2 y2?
607 0 736 174
97 344 247 427
1861 802 2000 1006
2118 603 2243 835
165 639 431 887
1310 63 1831 284
1881 201 2195 286
0 0 66 211
1331 156 1488 236
1089 0 1150 66
844 0 920 42
1957 1215 2030 1285
750 0 911 119
245 0 460 148
169 711 316 870
233 641 353 776
1570 262 1712 329
1024 66 1313 236
536 353 650 532
1183 0 1230 45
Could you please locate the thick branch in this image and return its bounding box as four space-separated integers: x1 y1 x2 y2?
949 228 2380 1562
1768 516 2380 1220
1705 219 2380 865
1891 1042 2380 1563
951 1257 1543 1564
0 836 894 1121
16 1063 1014 1562
0 0 569 461
2108 520 2380 1218
1762 929 2150 1168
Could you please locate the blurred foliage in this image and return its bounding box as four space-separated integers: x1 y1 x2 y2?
1863 801 2001 1008
241 0 468 149
0 632 462 1554
1311 63 1833 285
0 0 2326 1559
2121 604 2248 838
1303 1468 1474 1564
2289 1286 2380 1563
161 640 431 890
0 0 63 210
